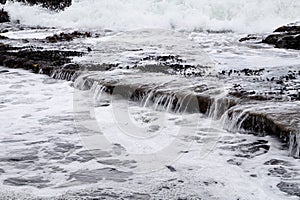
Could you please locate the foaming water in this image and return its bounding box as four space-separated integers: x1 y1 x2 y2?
4 0 300 32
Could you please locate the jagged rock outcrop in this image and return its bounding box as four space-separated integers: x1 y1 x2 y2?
0 8 9 23
262 22 300 50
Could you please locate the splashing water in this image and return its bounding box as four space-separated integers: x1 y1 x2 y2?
3 0 300 32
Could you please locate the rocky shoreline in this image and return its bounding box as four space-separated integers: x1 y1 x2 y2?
0 26 299 158
0 5 300 198
0 2 299 156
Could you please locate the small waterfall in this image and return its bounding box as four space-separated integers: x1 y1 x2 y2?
73 73 300 158
140 91 183 113
289 131 300 158
74 75 209 115
208 95 236 120
50 69 77 81
220 104 300 158
220 106 251 133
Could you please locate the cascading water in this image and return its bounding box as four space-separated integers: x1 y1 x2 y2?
72 70 300 159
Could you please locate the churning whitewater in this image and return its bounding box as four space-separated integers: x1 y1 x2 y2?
4 0 300 32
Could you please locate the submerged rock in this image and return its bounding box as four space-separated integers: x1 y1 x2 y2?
262 22 300 50
277 182 300 197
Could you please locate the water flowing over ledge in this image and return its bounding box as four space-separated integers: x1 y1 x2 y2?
72 70 300 158
0 27 299 158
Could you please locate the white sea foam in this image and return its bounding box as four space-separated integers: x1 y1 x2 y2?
3 0 300 33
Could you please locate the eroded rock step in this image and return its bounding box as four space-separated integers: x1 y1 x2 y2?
0 40 299 159
225 102 300 158
74 70 300 158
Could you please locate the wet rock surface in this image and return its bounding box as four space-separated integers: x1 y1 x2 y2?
0 43 83 80
0 8 9 23
277 182 300 197
46 31 92 43
3 0 72 10
262 22 300 50
216 62 300 159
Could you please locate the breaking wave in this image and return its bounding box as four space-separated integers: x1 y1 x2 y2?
3 0 300 32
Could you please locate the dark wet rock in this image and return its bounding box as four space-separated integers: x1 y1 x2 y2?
227 68 300 101
0 8 9 23
264 159 293 166
139 54 209 77
221 140 270 159
262 22 300 50
268 167 288 177
166 165 176 172
10 0 72 10
203 180 218 186
227 159 242 166
46 31 92 43
277 182 300 197
0 43 83 80
69 168 133 183
0 155 38 162
274 24 300 33
0 35 8 39
142 54 184 63
4 176 50 188
0 69 9 73
239 34 258 42
274 35 300 50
